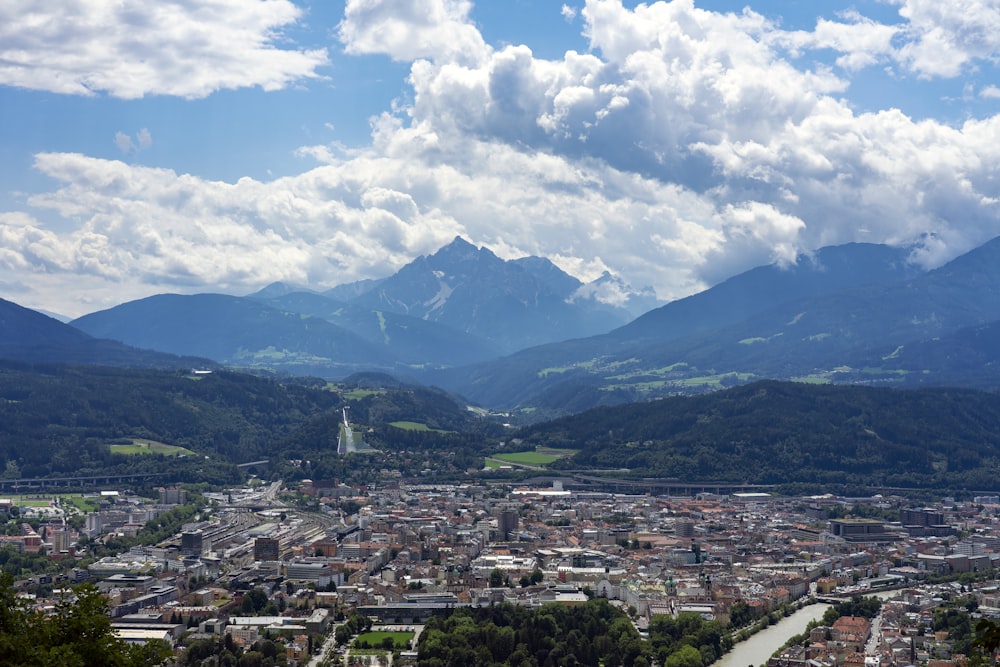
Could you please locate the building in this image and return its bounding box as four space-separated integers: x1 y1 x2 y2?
181 531 203 557
159 487 188 505
497 508 519 541
254 537 280 562
828 519 896 544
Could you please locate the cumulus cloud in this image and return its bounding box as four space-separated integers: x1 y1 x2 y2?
891 0 1000 78
0 0 328 98
774 12 899 71
114 128 153 154
338 0 489 65
6 0 1000 318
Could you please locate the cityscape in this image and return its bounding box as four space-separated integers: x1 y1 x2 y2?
4 466 1000 665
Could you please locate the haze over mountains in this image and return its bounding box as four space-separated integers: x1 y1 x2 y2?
7 234 1000 417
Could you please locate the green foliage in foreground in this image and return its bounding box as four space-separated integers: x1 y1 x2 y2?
417 600 728 667
355 630 413 650
0 572 171 667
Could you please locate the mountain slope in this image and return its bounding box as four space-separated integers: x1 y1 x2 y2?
71 293 396 377
0 297 209 369
251 290 501 366
430 241 926 410
351 236 634 353
517 380 1000 490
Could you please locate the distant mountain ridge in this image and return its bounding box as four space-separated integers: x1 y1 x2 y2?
425 237 1000 415
68 237 652 377
0 296 211 369
14 234 1000 419
349 237 641 353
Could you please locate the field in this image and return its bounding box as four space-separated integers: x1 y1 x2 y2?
60 495 101 513
491 447 579 468
109 439 195 456
342 388 385 400
8 494 102 512
389 421 449 433
353 631 414 650
12 497 52 507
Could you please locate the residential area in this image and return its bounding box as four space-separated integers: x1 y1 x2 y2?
3 476 1000 666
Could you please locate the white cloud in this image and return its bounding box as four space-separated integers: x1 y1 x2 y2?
338 0 489 65
774 12 899 71
889 0 1000 78
114 132 135 154
561 5 578 22
0 0 328 98
7 0 1000 318
983 85 1000 99
114 128 153 154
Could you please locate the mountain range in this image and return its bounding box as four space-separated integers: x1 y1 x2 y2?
431 236 1000 415
69 237 650 376
7 235 1000 417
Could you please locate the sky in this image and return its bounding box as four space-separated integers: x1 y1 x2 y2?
2 0 1000 319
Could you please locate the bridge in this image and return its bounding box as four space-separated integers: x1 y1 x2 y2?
235 460 271 473
0 472 167 491
568 474 774 496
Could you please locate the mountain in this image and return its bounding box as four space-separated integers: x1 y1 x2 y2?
609 242 919 344
516 380 1000 491
68 238 654 378
428 241 928 411
322 277 385 302
0 296 210 369
250 290 501 366
350 236 637 353
71 293 397 377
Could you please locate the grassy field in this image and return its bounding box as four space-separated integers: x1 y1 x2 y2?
60 495 101 512
493 451 560 466
342 388 385 400
12 497 52 507
354 631 414 650
109 439 195 456
536 446 579 457
389 421 449 433
490 447 580 468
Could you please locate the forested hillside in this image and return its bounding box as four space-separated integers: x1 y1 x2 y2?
516 381 1000 491
0 363 341 480
0 363 500 483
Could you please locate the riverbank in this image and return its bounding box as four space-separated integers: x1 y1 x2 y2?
713 602 833 667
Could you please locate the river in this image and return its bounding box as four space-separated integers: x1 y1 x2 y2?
713 589 902 667
713 603 832 667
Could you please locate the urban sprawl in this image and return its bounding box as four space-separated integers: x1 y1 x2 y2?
4 475 1000 666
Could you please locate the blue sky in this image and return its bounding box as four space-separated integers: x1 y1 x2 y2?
1 0 999 318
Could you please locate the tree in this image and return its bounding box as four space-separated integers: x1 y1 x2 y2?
0 572 171 666
664 644 703 667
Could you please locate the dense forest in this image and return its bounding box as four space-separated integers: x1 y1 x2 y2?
10 361 1000 493
416 599 730 667
516 380 1000 492
0 363 496 482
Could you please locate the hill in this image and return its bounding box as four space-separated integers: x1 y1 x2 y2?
0 297 210 369
0 364 493 483
71 293 398 377
515 380 1000 492
429 237 1000 415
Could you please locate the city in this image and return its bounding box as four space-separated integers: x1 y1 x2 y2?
4 470 1000 666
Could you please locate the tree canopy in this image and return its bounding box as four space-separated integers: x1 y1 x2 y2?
0 572 171 667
